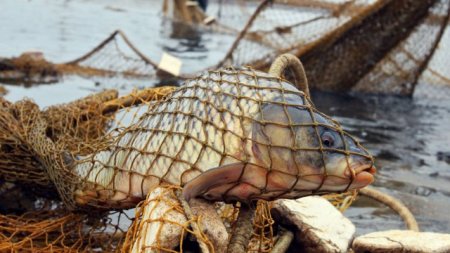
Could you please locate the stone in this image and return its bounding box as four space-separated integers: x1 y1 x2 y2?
352 230 450 253
271 196 355 253
189 198 229 252
131 186 187 253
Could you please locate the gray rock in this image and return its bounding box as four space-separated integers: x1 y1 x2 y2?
189 198 229 253
272 196 355 253
353 230 450 253
131 187 187 253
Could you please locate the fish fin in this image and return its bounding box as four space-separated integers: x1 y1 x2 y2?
182 163 247 201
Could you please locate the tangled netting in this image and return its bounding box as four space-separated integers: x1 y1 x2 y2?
46 0 450 97
204 0 450 97
1 0 448 97
69 66 372 209
0 56 373 252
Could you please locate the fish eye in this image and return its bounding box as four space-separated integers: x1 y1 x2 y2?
321 131 335 148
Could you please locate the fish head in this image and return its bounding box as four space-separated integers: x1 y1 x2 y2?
250 96 376 199
182 94 376 203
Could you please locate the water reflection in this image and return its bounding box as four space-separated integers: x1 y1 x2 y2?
161 19 208 54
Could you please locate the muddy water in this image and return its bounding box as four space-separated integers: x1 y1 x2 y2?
2 0 450 235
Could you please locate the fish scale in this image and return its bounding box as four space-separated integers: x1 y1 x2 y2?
73 67 375 207
75 69 305 197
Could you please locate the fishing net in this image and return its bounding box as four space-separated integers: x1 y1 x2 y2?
213 0 450 97
350 0 450 97
1 0 449 96
0 52 60 85
67 66 373 209
4 0 444 250
0 87 175 252
0 207 129 252
60 30 160 79
0 58 373 252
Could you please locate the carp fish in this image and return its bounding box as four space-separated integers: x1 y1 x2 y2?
74 68 375 207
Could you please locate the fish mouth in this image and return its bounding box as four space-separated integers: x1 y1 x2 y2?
345 164 377 177
353 164 377 175
347 164 377 189
296 163 376 192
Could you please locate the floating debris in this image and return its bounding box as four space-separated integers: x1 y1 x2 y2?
128 186 188 253
437 151 450 163
0 52 60 85
188 197 229 252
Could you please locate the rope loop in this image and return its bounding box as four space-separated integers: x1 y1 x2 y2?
269 54 310 98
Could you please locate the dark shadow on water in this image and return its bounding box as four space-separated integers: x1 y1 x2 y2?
160 19 209 55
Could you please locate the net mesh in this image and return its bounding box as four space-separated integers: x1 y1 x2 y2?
61 30 159 79
350 0 450 96
0 208 128 252
214 0 450 97
68 67 373 209
0 65 372 252
4 0 449 250
1 0 448 96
